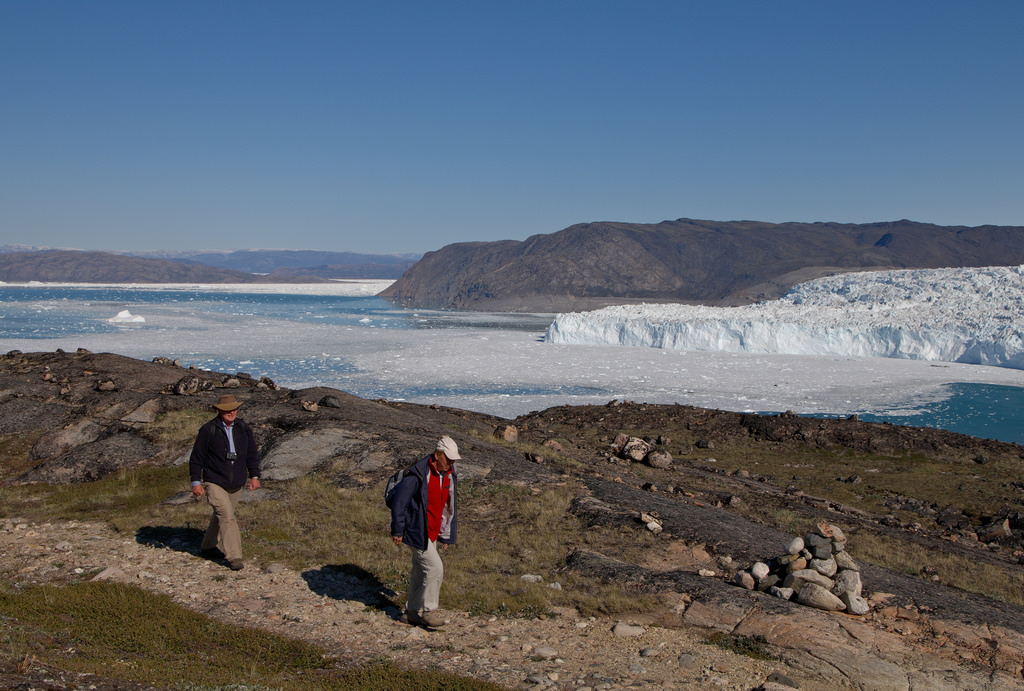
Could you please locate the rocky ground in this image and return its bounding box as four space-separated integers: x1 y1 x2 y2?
2 349 1024 690
2 518 783 690
3 514 1023 691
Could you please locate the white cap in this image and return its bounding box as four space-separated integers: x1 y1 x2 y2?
436 435 461 460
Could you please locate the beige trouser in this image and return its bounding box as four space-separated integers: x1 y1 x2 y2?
202 482 243 561
406 539 444 613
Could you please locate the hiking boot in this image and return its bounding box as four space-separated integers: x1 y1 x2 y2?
201 548 223 560
405 609 444 628
420 610 444 627
228 559 244 571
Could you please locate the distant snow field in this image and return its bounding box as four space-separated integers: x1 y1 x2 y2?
1 279 396 297
546 266 1024 369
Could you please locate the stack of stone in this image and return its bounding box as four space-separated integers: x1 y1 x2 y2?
732 520 870 615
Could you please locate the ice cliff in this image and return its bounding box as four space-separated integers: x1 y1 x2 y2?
545 265 1024 369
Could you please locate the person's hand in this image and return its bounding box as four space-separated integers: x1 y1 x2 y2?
392 535 403 545
248 477 261 491
191 483 205 498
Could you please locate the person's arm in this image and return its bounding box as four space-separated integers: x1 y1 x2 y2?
189 423 210 496
389 474 419 543
438 472 457 546
242 421 261 490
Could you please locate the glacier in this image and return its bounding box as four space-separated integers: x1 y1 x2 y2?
545 265 1024 370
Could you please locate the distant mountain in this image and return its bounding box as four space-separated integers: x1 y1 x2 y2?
0 248 421 283
126 249 420 279
0 250 312 283
379 218 1024 312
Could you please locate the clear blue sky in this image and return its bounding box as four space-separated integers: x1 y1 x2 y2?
2 2 1022 254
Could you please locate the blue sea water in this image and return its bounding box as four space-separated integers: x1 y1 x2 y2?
2 285 1022 444
0 285 549 337
809 383 1024 444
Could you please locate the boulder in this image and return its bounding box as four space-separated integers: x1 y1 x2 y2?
612 622 646 637
621 437 652 462
840 592 871 615
644 448 673 469
783 569 834 592
733 571 755 590
832 570 863 598
750 561 770 581
796 583 846 612
785 557 808 574
809 557 838 578
833 550 859 572
977 518 1012 541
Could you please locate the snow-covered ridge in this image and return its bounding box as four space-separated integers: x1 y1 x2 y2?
545 266 1024 369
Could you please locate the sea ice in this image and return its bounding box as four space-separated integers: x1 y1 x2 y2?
1 275 1023 424
108 310 145 324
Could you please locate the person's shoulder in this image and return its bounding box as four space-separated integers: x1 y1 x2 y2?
407 454 431 477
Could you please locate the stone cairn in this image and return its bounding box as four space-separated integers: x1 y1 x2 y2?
731 521 870 615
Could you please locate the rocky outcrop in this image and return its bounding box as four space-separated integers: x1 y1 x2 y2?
0 351 531 487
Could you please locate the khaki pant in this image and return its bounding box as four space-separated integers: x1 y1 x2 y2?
406 539 444 614
202 482 243 561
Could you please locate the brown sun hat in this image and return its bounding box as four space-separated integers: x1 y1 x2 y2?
212 395 242 412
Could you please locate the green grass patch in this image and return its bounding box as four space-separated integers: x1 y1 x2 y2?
703 631 776 661
0 579 505 690
0 464 188 531
142 408 212 448
851 531 1024 607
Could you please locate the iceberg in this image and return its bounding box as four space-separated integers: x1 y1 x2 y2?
545 265 1024 370
108 310 145 324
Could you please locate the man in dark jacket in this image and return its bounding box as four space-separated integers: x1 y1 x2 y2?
189 394 261 570
390 436 459 628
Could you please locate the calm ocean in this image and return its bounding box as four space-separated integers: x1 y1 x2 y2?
1 285 1022 444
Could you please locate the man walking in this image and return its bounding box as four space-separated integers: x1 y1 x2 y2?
189 394 261 570
390 436 460 628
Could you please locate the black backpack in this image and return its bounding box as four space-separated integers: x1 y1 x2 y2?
384 465 415 508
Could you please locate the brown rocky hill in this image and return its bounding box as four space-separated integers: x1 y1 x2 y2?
379 218 1024 312
0 249 323 283
3 349 1024 689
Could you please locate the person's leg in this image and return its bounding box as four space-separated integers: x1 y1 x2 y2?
201 499 220 553
419 540 444 612
204 483 242 562
405 542 428 614
406 540 444 625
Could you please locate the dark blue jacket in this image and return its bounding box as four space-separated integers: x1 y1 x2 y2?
390 454 458 550
189 416 260 490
